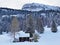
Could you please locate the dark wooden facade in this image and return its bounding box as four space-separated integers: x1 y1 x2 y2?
19 37 33 42
19 37 30 42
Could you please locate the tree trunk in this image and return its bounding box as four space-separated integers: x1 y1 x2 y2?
13 31 15 42
30 33 33 37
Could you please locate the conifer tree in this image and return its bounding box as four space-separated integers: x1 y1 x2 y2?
0 25 2 34
26 14 35 37
51 20 57 33
36 17 44 34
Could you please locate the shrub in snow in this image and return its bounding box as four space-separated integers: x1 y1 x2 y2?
33 33 40 42
51 20 57 33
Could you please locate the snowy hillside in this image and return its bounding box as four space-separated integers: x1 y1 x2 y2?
22 3 60 11
0 26 60 45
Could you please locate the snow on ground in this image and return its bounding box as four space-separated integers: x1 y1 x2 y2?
0 26 60 45
39 26 60 45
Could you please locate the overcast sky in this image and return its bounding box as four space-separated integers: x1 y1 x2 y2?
0 0 60 9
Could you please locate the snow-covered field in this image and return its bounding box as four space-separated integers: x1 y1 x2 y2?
0 26 60 45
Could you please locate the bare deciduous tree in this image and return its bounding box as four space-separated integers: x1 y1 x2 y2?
11 16 20 42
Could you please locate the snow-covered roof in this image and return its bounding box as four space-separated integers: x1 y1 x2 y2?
15 31 30 39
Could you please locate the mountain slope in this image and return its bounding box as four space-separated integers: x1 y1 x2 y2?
22 3 60 11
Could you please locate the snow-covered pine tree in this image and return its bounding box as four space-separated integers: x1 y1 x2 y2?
26 14 35 37
51 20 57 33
36 17 44 34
